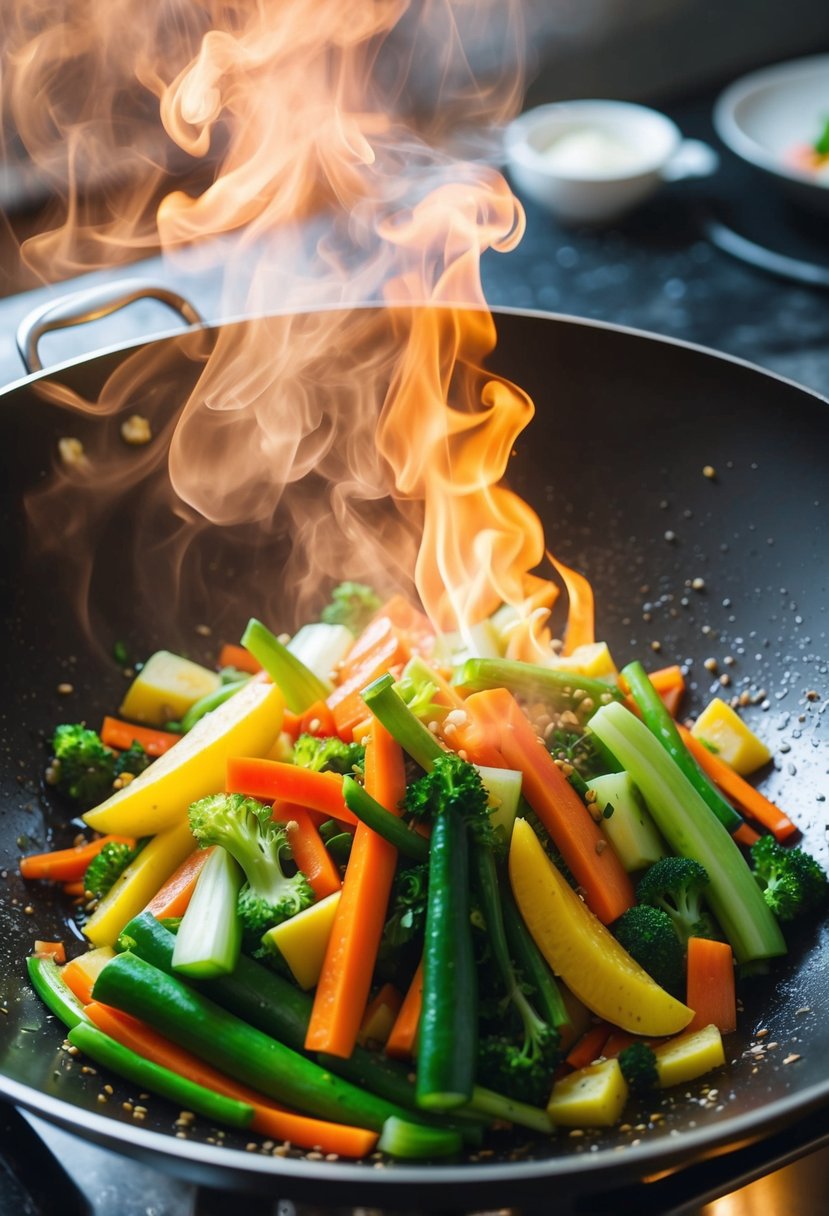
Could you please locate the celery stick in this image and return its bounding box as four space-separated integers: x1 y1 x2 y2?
241 618 329 713
172 846 243 978
361 673 445 770
589 702 786 963
455 658 620 711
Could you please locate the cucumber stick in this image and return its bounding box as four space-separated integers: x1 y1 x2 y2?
589 702 786 963
586 772 665 872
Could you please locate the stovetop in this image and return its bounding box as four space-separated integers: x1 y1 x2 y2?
1 82 828 1216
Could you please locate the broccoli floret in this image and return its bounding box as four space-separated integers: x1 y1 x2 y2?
403 753 493 839
47 726 151 809
477 1014 560 1107
750 835 827 922
381 863 429 951
188 793 314 948
618 1041 659 1093
320 581 381 635
613 904 685 994
83 841 137 900
48 724 118 808
114 742 151 780
291 733 365 775
636 857 716 946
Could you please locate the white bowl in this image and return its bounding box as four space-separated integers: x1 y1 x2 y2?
504 100 716 226
714 54 829 215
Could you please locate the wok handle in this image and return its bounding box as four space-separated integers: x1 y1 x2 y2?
16 279 204 374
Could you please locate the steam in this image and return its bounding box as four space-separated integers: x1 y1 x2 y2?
8 0 555 635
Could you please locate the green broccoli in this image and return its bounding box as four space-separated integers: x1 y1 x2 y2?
83 841 138 900
613 904 685 994
750 835 827 922
477 1020 560 1107
618 1041 659 1093
114 742 151 781
636 857 716 946
402 753 496 844
47 725 150 809
381 862 429 951
320 581 381 635
188 793 314 949
291 733 365 775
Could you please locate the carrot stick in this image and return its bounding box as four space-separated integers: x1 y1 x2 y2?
565 1022 611 1069
734 823 762 848
226 758 357 826
327 616 411 738
304 719 403 1058
100 718 181 757
463 689 635 924
678 725 797 842
385 959 423 1060
85 1002 377 1157
601 1030 637 1059
549 554 594 655
20 835 136 883
685 937 737 1034
218 643 263 675
62 881 86 898
280 699 339 741
144 848 213 920
33 941 66 963
272 803 342 900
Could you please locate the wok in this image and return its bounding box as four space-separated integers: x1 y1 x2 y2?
0 285 827 1211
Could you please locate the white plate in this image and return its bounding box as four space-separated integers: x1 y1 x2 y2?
714 54 829 215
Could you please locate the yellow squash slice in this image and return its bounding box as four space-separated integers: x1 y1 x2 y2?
83 679 284 837
509 818 693 1037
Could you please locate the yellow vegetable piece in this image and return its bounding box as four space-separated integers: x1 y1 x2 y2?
83 818 196 948
549 641 618 679
120 650 222 727
509 818 693 1036
691 698 772 776
262 891 341 990
654 1023 725 1088
358 986 402 1047
83 680 284 837
547 1057 628 1127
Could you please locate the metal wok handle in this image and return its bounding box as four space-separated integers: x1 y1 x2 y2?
16 279 205 374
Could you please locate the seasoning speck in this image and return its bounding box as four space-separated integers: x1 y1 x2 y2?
56 683 74 696
783 1053 801 1065
120 414 152 446
59 437 89 468
703 465 716 480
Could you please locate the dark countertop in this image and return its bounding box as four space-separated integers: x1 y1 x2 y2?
2 87 829 1216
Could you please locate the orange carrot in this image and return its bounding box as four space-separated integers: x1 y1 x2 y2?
20 835 136 883
734 823 762 848
281 699 338 741
327 616 411 738
218 643 263 675
601 1030 637 1059
385 959 423 1060
685 937 737 1034
62 958 96 1005
463 688 635 924
100 717 181 757
144 848 213 920
33 941 66 963
678 724 797 841
304 718 404 1058
565 1022 611 1069
226 758 357 826
85 1002 377 1157
62 881 86 898
272 803 342 900
373 594 436 656
549 554 594 655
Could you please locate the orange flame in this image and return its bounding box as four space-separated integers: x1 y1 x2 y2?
8 1 587 640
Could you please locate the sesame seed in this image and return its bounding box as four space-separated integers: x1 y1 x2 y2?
783 1053 801 1065
56 683 74 696
703 465 716 479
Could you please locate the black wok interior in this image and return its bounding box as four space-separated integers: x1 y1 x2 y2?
0 308 827 1206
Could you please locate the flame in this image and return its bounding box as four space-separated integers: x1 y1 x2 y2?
7 0 589 641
